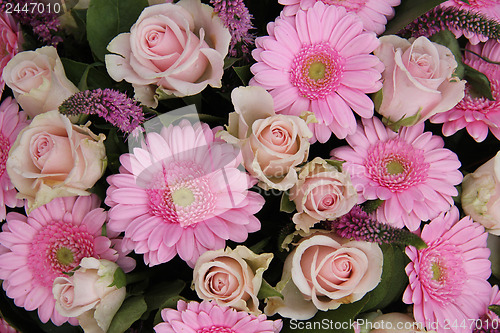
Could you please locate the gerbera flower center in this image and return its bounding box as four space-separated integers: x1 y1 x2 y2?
290 43 345 100
56 247 75 266
0 134 10 177
459 80 500 115
419 241 466 305
172 188 195 207
198 326 236 333
365 139 429 193
28 220 95 288
322 0 367 12
147 160 216 228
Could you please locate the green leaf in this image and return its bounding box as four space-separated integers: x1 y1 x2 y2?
361 244 408 312
373 245 408 311
382 110 421 132
107 296 147 333
430 30 465 78
489 305 500 317
372 89 383 112
144 280 185 314
233 65 252 86
61 58 114 90
280 191 296 213
464 64 495 100
249 237 271 254
384 0 447 35
325 159 344 172
86 0 148 61
280 298 369 333
108 267 127 289
362 199 384 214
257 279 284 299
224 57 241 70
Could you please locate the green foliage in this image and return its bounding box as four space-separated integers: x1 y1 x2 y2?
361 244 408 312
109 267 127 289
257 280 284 299
362 199 384 214
233 65 252 86
143 280 185 318
280 191 296 214
489 305 500 317
61 58 114 90
108 296 148 333
325 159 344 172
384 0 447 35
430 30 465 79
464 64 495 100
86 0 148 61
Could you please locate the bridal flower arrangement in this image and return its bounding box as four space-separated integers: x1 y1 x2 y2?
0 0 500 332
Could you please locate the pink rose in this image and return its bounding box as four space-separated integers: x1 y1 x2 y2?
3 46 79 118
221 86 313 190
289 158 358 232
265 232 382 320
6 110 106 210
105 0 231 107
374 36 465 126
462 151 500 235
53 258 126 333
0 12 21 96
192 246 273 314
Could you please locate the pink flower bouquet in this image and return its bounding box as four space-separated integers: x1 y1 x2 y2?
0 0 500 333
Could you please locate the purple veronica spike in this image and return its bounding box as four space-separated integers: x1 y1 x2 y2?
0 0 62 45
59 89 145 133
325 205 427 249
210 0 255 57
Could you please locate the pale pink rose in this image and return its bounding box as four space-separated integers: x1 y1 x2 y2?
265 232 382 320
462 151 500 235
0 12 21 96
105 0 231 107
374 36 465 126
3 46 79 118
6 110 106 210
289 158 358 232
192 246 273 314
220 86 313 191
53 258 126 333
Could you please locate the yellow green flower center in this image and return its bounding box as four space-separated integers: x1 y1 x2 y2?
386 160 405 175
172 188 195 207
56 247 75 266
309 62 327 80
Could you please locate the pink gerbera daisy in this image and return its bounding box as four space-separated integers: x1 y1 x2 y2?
431 40 500 142
0 195 135 326
250 2 383 143
403 207 491 333
105 120 264 268
0 97 28 220
0 12 21 96
474 285 500 333
154 300 282 333
440 0 500 44
331 117 462 231
465 40 500 80
0 318 18 333
278 0 401 35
